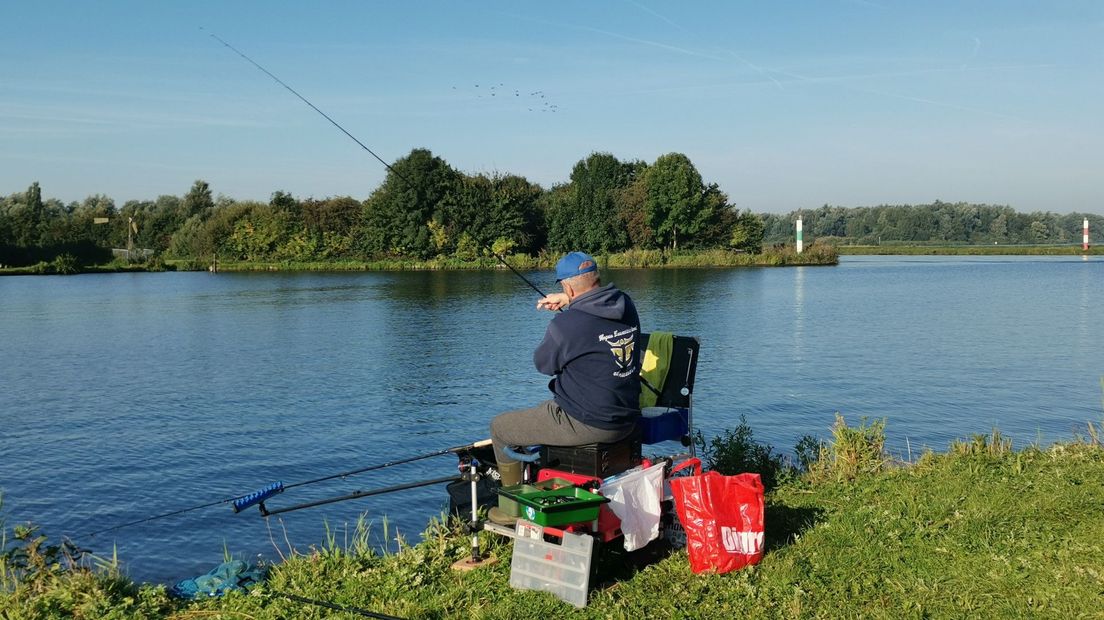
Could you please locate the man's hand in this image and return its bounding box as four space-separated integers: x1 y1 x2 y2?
537 292 570 311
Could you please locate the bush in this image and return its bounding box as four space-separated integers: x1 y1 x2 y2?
51 253 80 275
2 523 89 590
142 256 171 272
793 434 826 472
695 415 791 490
949 428 1012 457
806 413 888 482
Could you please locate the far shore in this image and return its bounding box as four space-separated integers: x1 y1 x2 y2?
0 246 839 276
835 243 1101 256
7 243 1101 276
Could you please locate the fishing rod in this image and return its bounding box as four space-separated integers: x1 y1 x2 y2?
258 475 461 517
206 30 552 300
88 439 490 537
90 33 556 536
277 592 405 620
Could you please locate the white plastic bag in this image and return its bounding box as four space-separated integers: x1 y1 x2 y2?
599 463 665 551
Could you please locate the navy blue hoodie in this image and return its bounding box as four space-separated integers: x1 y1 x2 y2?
533 283 641 429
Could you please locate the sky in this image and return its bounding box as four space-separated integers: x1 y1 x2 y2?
2 1 1102 214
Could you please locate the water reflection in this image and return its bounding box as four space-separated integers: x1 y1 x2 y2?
2 258 1104 582
793 266 806 364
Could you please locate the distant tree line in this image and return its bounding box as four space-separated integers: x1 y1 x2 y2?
0 149 769 267
4 150 1099 268
763 203 1103 247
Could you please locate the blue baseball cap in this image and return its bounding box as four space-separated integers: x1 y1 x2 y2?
555 251 598 282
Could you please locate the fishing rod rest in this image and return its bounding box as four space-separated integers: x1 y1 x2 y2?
232 482 284 513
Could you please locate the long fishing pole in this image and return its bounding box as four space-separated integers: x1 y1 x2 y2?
259 475 461 517
88 439 490 537
277 592 406 620
206 30 552 299
89 34 554 539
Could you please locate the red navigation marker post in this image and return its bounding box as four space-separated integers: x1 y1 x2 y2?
1084 218 1090 251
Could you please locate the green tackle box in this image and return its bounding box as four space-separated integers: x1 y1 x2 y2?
499 480 609 527
497 478 572 518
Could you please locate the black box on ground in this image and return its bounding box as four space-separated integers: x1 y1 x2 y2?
539 436 642 479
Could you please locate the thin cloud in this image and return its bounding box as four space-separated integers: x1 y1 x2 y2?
0 104 274 131
0 151 200 172
729 51 785 90
556 62 1053 103
0 109 121 127
0 80 249 107
493 10 727 62
843 0 886 8
563 5 1032 120
578 25 728 61
775 62 1054 84
770 66 1028 121
621 0 690 33
858 87 1025 121
0 125 116 136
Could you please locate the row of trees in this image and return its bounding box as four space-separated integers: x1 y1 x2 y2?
762 203 1103 247
6 150 1099 268
0 179 222 266
1 149 767 266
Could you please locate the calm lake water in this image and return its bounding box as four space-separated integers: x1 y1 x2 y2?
1 256 1101 582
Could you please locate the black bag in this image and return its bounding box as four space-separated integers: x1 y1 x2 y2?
447 444 501 517
447 474 501 518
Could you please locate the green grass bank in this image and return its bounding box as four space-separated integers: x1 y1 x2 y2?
176 246 838 273
4 417 1103 619
0 246 837 276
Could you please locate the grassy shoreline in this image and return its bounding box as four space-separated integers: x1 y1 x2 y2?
835 243 1103 255
0 246 838 276
10 243 1104 276
4 418 1103 618
179 246 839 273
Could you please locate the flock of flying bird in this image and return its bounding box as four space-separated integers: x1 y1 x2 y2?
452 83 560 112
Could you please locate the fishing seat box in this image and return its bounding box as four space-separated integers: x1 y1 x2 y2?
539 427 642 479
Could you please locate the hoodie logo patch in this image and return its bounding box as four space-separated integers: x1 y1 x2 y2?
599 327 638 377
608 337 635 369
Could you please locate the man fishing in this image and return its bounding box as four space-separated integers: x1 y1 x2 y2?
488 251 642 525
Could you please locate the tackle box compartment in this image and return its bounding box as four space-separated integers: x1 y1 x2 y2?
499 482 609 527
495 482 541 518
497 478 576 518
510 521 595 608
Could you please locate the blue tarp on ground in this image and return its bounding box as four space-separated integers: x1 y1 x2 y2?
170 560 267 599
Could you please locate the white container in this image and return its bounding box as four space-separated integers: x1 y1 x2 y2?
510 524 594 608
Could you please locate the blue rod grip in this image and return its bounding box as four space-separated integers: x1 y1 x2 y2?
232 482 284 513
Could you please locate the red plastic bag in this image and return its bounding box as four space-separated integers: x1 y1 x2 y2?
670 471 765 574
